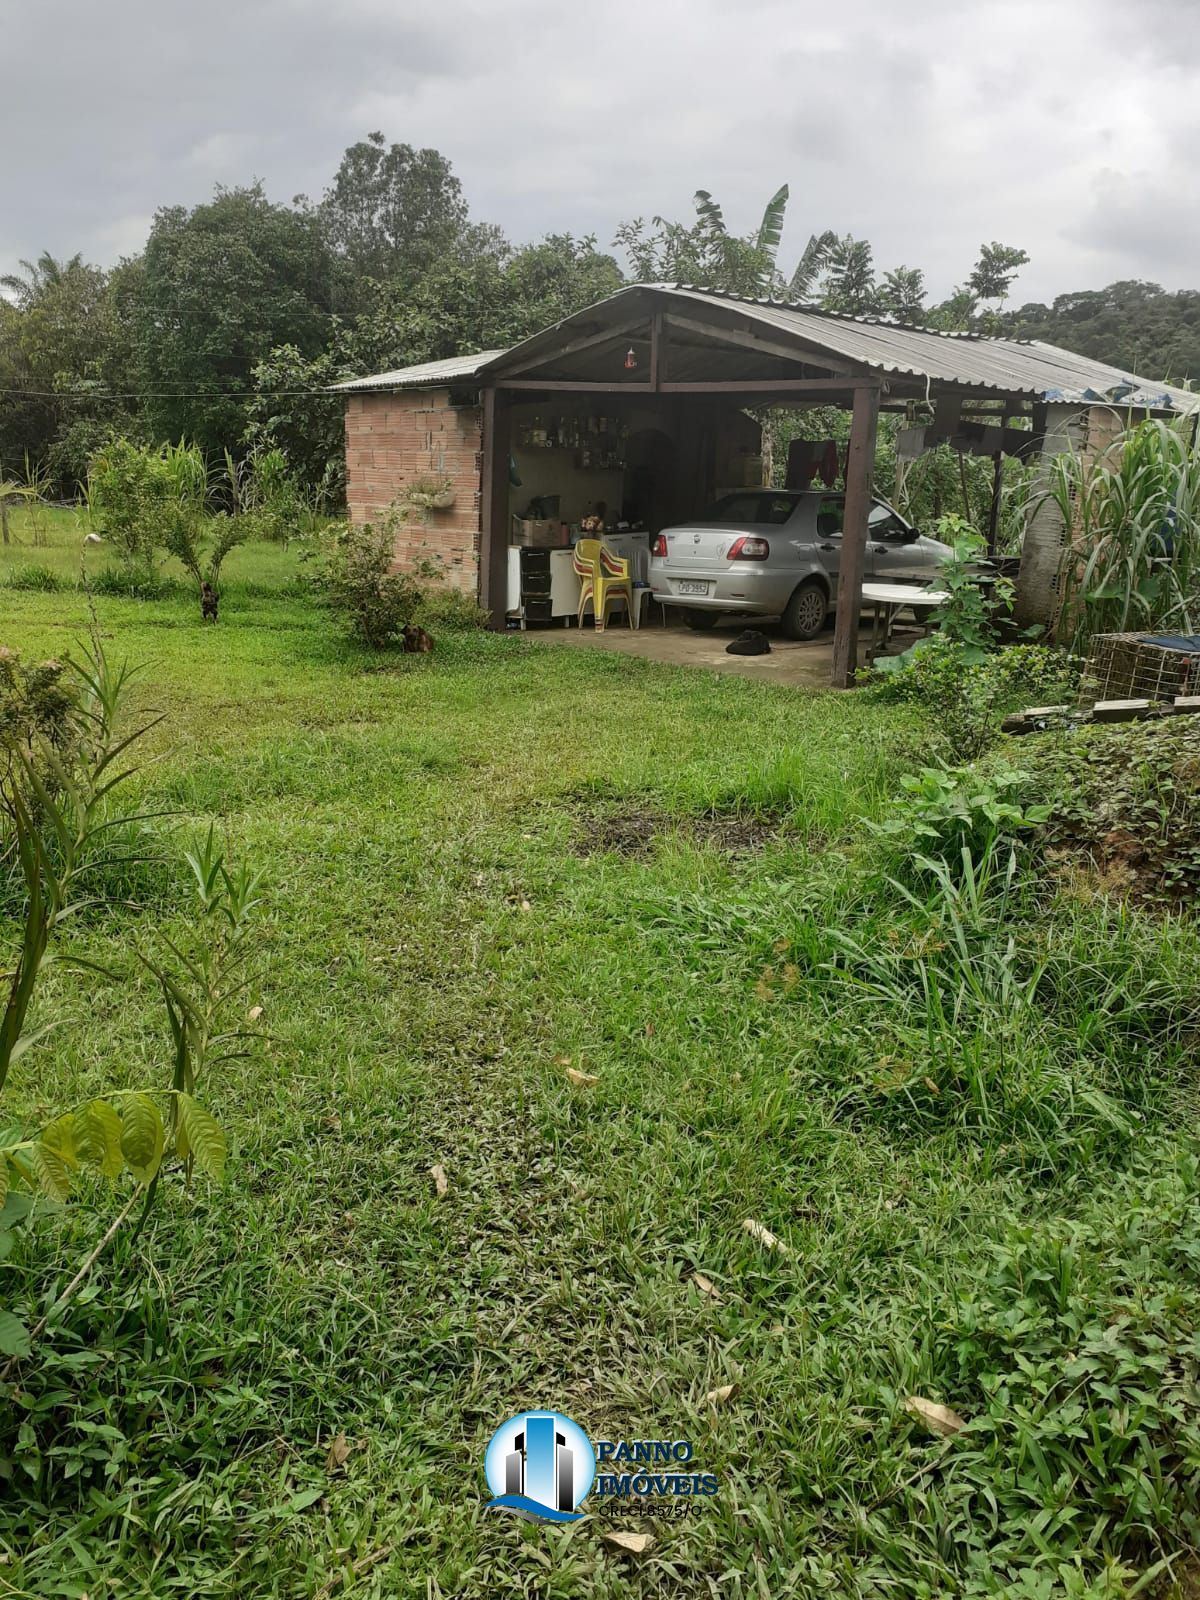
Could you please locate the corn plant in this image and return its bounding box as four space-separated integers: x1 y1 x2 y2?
0 480 39 548
0 641 161 1094
1049 415 1200 652
0 638 250 1362
137 826 262 1200
245 446 306 543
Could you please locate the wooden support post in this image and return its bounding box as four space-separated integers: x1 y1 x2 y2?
986 449 1003 557
830 383 881 689
479 387 511 629
650 311 664 390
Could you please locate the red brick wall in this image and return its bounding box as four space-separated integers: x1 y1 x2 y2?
344 388 483 593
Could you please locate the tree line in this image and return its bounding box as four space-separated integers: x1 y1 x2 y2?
1 136 1195 504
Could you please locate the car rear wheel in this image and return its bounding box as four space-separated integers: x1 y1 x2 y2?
781 580 828 641
683 609 719 630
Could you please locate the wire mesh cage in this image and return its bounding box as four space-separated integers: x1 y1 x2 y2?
1083 632 1200 703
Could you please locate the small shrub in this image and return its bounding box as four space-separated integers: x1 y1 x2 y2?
85 439 240 600
0 648 78 758
162 510 247 594
86 439 171 581
869 764 1050 867
925 516 1015 660
0 641 251 1373
5 564 65 593
865 637 1079 760
309 518 424 648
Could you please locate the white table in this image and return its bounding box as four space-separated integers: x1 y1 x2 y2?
860 582 949 660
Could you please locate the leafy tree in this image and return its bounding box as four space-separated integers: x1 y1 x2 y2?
878 266 926 321
251 235 623 497
315 132 476 299
245 344 345 504
928 242 1030 331
1004 280 1200 386
134 185 337 452
0 254 136 491
617 188 780 298
969 242 1031 305
620 186 843 303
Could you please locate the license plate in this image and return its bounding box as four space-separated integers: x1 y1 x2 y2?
676 580 710 595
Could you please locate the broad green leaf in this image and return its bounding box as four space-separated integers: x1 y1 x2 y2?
29 1143 71 1201
0 1156 7 1212
0 1308 31 1359
0 1191 33 1229
175 1094 226 1182
0 1231 12 1262
73 1101 124 1180
40 1112 80 1171
119 1094 164 1184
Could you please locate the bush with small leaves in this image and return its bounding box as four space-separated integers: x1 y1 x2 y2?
309 516 424 648
865 637 1079 760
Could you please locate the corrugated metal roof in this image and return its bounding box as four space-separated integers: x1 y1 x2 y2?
335 286 1197 411
332 350 507 392
664 286 1198 410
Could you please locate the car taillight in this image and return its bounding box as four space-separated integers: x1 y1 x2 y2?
727 536 770 560
652 533 668 557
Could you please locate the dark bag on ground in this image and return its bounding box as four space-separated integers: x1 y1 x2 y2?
726 630 771 657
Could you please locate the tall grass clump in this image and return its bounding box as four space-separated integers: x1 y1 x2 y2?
5 564 65 593
1050 415 1200 652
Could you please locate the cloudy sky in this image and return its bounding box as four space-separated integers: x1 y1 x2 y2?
2 0 1197 305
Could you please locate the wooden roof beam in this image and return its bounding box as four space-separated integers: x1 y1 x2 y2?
491 316 649 378
663 311 859 378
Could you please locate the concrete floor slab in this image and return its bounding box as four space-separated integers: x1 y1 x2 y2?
514 616 890 688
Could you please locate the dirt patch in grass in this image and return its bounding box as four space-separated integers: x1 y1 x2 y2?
570 799 790 858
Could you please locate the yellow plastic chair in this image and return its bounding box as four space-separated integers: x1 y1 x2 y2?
572 538 599 627
573 538 634 631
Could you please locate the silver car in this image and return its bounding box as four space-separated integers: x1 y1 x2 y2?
649 490 952 640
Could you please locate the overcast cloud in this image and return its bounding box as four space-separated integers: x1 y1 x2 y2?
2 0 1198 305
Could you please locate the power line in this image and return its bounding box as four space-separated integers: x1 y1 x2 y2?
0 386 340 400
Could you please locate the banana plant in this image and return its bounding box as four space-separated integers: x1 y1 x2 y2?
693 184 792 296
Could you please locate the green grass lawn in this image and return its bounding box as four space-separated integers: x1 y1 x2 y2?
3 530 1200 1598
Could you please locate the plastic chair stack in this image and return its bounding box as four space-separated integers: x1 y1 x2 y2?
572 538 635 632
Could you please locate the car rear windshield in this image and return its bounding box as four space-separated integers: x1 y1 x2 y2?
703 493 800 525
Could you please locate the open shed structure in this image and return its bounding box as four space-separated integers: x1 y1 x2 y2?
337 284 1196 686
